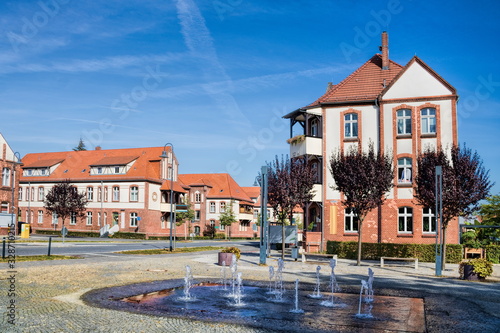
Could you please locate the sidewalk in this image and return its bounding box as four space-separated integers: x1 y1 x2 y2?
1 248 499 332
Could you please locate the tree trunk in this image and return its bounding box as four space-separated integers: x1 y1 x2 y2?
356 219 364 266
281 222 285 260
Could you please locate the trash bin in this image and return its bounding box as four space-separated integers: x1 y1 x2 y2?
291 246 298 261
20 223 30 239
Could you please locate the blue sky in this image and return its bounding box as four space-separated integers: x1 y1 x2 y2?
1 0 499 194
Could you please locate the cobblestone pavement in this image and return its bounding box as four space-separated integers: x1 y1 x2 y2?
1 244 500 333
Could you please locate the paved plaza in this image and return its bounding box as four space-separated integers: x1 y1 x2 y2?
1 241 500 332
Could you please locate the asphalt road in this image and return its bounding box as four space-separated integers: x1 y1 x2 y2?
5 237 261 257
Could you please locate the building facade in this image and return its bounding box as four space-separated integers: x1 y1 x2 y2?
0 133 21 235
284 32 459 251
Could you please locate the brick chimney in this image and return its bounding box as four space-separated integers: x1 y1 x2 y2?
381 31 389 70
95 146 102 150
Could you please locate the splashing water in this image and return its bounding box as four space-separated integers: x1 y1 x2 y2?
267 266 275 294
179 265 195 301
309 266 323 299
356 279 374 319
290 279 304 313
273 258 285 302
220 261 227 290
365 268 374 303
320 259 345 308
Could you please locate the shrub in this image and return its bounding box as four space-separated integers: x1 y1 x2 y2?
109 232 146 239
327 241 462 263
459 258 493 279
221 246 241 260
485 244 500 264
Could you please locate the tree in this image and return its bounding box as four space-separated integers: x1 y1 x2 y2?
176 198 195 240
219 200 237 239
329 143 393 266
267 155 316 259
414 144 493 269
44 180 88 240
73 138 87 151
476 194 500 245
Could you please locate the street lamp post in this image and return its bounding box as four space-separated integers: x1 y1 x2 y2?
10 152 22 237
255 166 268 265
160 143 175 251
435 166 443 276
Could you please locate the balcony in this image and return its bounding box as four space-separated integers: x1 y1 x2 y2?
238 213 254 221
289 136 322 158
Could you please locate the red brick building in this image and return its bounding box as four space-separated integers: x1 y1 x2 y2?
0 133 21 235
284 32 459 252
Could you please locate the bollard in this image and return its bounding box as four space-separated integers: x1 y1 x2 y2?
2 237 5 259
48 236 52 256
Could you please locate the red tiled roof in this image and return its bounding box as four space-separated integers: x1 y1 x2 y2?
22 158 64 168
179 173 253 204
90 156 139 166
160 180 189 193
308 54 403 107
20 147 170 182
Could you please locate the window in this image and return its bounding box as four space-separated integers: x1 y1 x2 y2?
421 108 436 134
31 187 34 201
209 219 215 227
310 118 319 137
113 186 120 201
38 210 43 224
97 167 103 174
97 187 102 202
86 212 93 225
18 188 22 201
1 202 8 213
112 212 119 225
130 186 139 202
239 221 250 231
397 109 412 135
254 209 259 219
344 113 358 138
114 166 120 174
422 208 436 233
87 187 94 201
2 168 10 186
195 210 200 221
38 187 44 201
344 208 359 232
52 212 58 225
104 187 108 202
220 201 226 213
398 158 412 183
219 222 225 231
70 212 76 225
398 207 413 233
195 191 201 203
209 202 216 213
98 212 101 226
130 212 138 227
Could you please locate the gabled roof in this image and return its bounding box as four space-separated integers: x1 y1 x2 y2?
307 54 403 107
20 147 168 182
160 180 189 193
380 56 457 97
179 173 253 204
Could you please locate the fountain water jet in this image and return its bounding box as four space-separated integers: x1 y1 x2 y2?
320 259 345 308
179 265 195 301
308 265 322 299
290 279 304 314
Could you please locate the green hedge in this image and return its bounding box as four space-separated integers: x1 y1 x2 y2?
35 229 101 238
109 232 146 239
486 245 500 264
327 241 463 263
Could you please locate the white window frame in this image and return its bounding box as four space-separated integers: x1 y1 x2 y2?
398 157 412 184
344 113 358 138
113 186 120 201
220 201 226 213
398 207 413 233
397 109 412 135
422 207 436 233
209 202 216 213
70 212 76 225
86 211 93 225
37 210 43 224
130 186 139 202
344 208 359 232
130 212 138 227
38 187 44 201
87 187 94 201
52 212 58 225
421 108 436 134
2 168 10 186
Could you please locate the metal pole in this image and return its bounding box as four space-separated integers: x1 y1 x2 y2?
48 236 52 256
259 166 268 265
161 143 175 252
439 167 444 271
435 166 442 276
2 237 6 259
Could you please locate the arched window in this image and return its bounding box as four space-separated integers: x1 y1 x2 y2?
310 118 319 137
195 191 201 203
397 109 412 135
344 113 358 138
421 108 436 134
2 168 10 186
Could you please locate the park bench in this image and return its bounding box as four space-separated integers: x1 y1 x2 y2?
380 257 418 269
301 252 338 263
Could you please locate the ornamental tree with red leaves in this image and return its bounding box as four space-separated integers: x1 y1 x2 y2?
414 144 493 269
267 155 316 259
329 143 393 266
44 180 88 236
